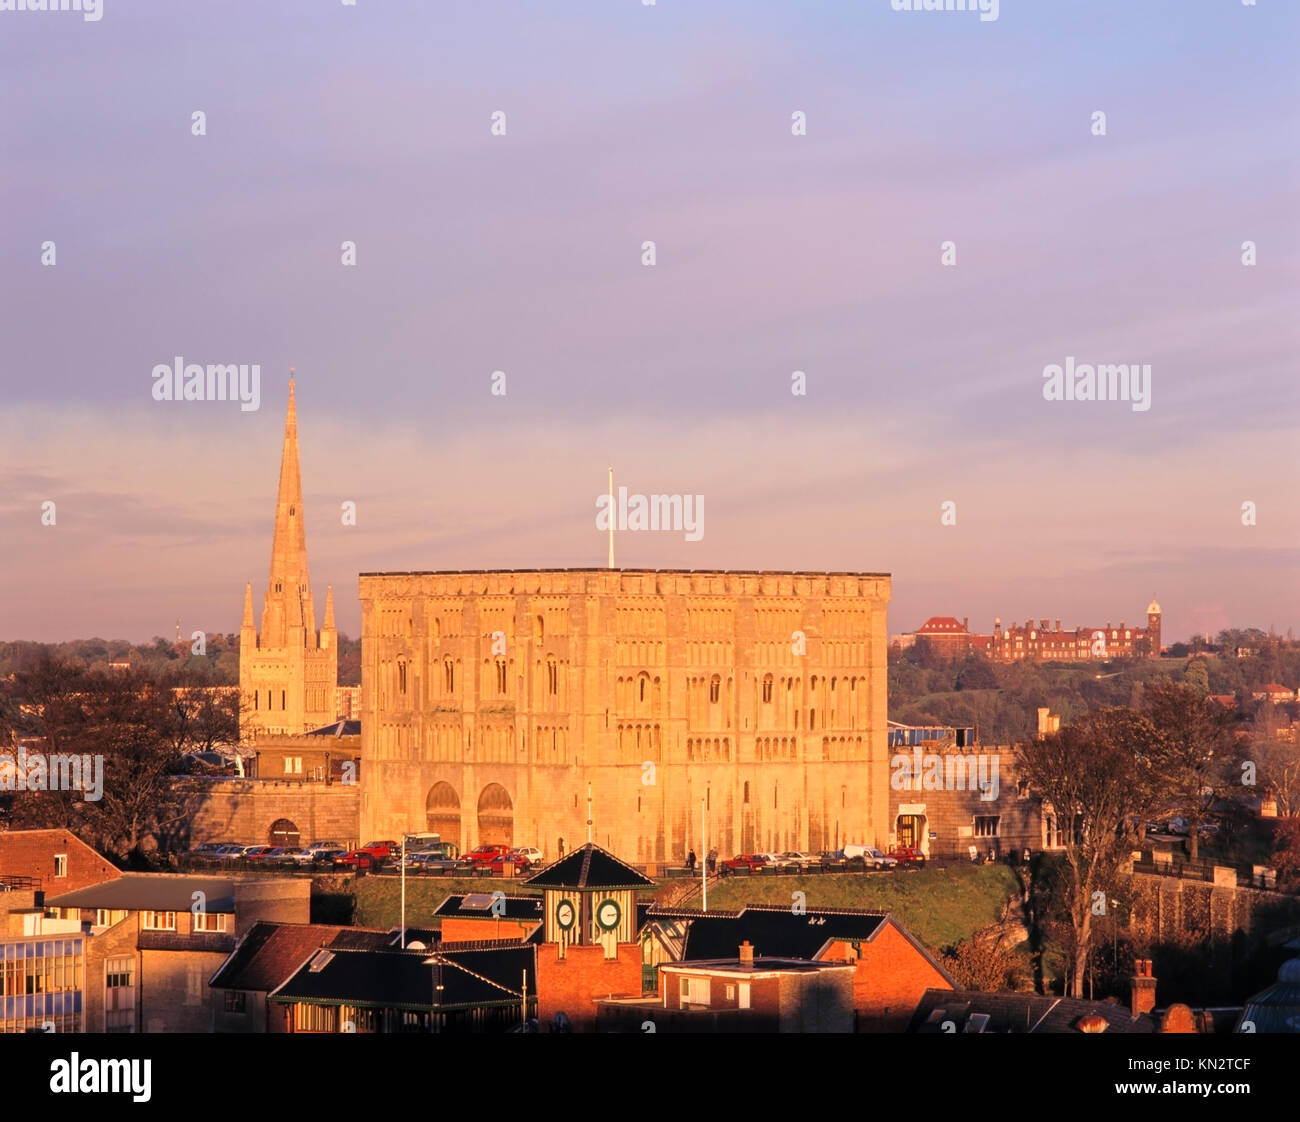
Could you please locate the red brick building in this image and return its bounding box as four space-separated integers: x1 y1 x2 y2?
0 829 121 896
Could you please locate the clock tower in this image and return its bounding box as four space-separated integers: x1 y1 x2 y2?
524 843 653 1029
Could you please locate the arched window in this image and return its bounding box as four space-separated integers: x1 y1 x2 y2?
398 662 407 694
496 660 507 694
709 675 720 704
762 674 773 703
743 781 750 804
444 659 455 694
547 660 558 695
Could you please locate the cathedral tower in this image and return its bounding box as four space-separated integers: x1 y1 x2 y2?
1146 598 1162 659
239 377 338 737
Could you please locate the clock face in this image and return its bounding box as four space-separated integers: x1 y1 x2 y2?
555 899 576 930
595 898 622 931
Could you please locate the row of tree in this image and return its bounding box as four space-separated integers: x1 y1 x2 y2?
0 659 241 865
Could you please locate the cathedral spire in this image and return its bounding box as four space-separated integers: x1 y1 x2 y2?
241 582 255 630
261 373 315 645
323 585 336 632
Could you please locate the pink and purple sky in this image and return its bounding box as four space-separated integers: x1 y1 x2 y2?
1 1 1296 644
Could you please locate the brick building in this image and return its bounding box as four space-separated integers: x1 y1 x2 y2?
47 872 309 1032
0 829 121 896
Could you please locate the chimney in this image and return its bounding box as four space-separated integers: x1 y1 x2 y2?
1037 708 1050 737
739 941 754 970
1106 621 1112 631
1055 619 1061 632
1040 619 1048 632
962 617 969 632
1130 958 1157 1017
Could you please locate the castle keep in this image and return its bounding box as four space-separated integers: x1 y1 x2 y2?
358 568 891 862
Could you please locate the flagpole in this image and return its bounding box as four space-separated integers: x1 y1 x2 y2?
702 798 707 912
607 467 615 569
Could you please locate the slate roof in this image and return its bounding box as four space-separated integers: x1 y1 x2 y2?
523 843 654 890
908 988 1156 1034
653 904 889 962
209 922 391 992
432 893 545 923
49 874 240 913
268 944 536 1011
305 719 361 737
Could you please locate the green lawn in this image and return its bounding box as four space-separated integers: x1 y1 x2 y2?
331 865 1020 951
700 865 1021 949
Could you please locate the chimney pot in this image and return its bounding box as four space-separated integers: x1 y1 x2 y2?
739 940 754 969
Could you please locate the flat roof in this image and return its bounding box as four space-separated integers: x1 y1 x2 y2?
49 874 243 913
663 958 851 975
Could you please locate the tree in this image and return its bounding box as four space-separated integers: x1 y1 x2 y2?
0 658 238 862
1142 679 1240 860
942 923 1031 992
1183 658 1210 696
1015 708 1166 997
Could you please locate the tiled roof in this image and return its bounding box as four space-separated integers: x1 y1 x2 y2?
918 617 965 633
908 988 1156 1033
209 922 390 992
523 843 654 889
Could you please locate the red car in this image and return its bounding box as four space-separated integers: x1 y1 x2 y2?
485 852 532 873
357 840 399 859
333 848 387 870
720 854 767 874
463 844 510 866
889 845 927 866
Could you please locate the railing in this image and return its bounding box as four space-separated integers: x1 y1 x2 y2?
0 874 41 891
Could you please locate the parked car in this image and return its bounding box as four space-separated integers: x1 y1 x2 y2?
356 840 400 859
818 850 848 870
213 844 252 860
720 854 767 874
333 848 391 870
239 845 276 861
888 845 926 865
462 844 510 866
302 837 343 858
261 847 310 866
187 842 231 861
486 852 532 873
310 846 348 866
780 851 821 869
860 847 898 870
509 847 544 866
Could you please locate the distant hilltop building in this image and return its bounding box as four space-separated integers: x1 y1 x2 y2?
892 600 1162 662
239 378 340 738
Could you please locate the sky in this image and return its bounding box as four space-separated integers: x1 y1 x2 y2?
1 0 1297 645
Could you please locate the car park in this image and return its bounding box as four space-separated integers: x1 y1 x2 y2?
309 846 348 866
187 842 231 862
509 847 544 866
240 845 276 861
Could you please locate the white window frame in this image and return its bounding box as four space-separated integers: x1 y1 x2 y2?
192 911 228 933
141 910 176 931
53 854 68 878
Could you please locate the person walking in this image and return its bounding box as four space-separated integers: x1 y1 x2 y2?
707 848 718 876
686 849 697 874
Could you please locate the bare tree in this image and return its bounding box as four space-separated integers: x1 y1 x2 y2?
1015 707 1166 997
